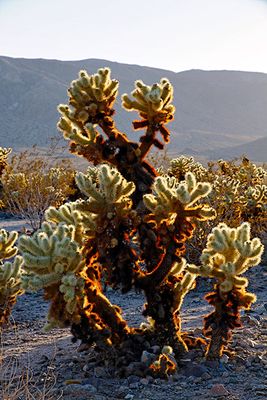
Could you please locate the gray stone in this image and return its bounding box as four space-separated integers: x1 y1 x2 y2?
129 382 139 389
125 394 134 400
220 354 229 364
127 375 140 384
63 383 97 397
201 372 212 380
140 378 149 385
182 362 208 377
209 383 229 397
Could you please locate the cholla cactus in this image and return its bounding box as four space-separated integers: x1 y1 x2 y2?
149 345 177 378
74 165 137 292
0 147 12 208
57 68 119 166
58 67 118 124
19 222 85 329
15 67 264 378
143 172 215 226
75 164 135 219
0 147 11 175
0 229 23 327
122 78 175 156
188 222 264 360
168 156 207 182
122 78 175 124
45 202 86 244
135 174 215 354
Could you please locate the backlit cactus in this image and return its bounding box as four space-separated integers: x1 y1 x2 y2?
75 164 135 219
19 222 85 329
188 222 264 360
0 147 11 175
9 67 264 378
143 172 215 225
121 78 175 124
0 229 23 327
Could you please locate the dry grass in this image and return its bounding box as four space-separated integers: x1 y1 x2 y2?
0 320 63 400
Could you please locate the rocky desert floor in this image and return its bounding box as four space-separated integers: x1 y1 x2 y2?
0 217 266 400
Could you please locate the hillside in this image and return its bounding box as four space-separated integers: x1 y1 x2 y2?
203 135 267 161
0 56 267 161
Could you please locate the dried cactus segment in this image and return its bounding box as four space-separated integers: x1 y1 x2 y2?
148 345 177 378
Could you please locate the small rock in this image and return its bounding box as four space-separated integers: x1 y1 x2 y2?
141 350 156 366
210 383 229 397
182 362 208 377
63 383 97 396
127 375 140 384
151 345 160 354
247 316 260 326
140 378 149 385
204 359 220 369
82 364 88 372
94 366 108 378
117 385 128 395
220 354 229 364
201 372 212 380
253 384 267 391
125 394 134 400
129 382 139 389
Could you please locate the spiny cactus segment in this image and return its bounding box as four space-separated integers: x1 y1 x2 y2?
143 172 215 226
122 78 175 124
188 222 264 360
122 78 175 156
19 222 85 329
0 229 24 327
0 147 12 175
75 164 135 218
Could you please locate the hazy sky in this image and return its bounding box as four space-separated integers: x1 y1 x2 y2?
1 0 267 73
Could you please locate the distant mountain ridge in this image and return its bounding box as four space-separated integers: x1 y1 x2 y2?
0 56 267 161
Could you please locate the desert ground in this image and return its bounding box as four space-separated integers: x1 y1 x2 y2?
1 216 266 400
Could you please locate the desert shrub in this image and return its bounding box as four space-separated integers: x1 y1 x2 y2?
3 67 263 378
0 147 76 230
168 156 267 262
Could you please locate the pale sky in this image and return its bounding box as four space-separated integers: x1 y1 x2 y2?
1 0 267 73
